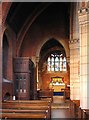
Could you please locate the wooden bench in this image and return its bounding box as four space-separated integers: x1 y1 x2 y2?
2 102 50 109
1 109 50 119
70 100 89 119
69 99 80 118
38 89 53 102
2 102 50 107
3 100 51 105
5 99 51 102
1 109 48 113
1 100 51 119
2 100 51 110
77 106 83 119
2 103 51 115
2 103 50 110
73 100 80 118
0 112 47 119
69 99 75 117
82 109 89 119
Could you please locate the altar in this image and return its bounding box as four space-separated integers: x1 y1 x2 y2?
49 76 65 96
52 83 65 92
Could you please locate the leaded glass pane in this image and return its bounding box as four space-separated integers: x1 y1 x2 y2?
63 57 66 71
60 57 63 71
55 56 59 71
51 57 54 71
47 53 66 72
47 57 51 71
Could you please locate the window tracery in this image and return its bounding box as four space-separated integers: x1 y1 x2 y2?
47 53 67 72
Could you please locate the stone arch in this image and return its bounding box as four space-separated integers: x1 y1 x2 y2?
16 3 51 56
4 25 16 56
4 29 12 49
2 26 15 80
3 32 9 79
2 2 12 31
36 37 69 62
37 38 70 90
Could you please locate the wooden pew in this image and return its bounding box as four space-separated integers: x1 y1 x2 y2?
0 109 50 119
0 112 47 119
69 99 80 118
70 100 89 119
1 109 48 113
77 106 83 119
2 102 50 110
2 100 51 111
2 103 51 117
3 100 51 103
73 100 80 118
0 109 49 119
2 102 50 107
1 100 51 119
38 89 53 102
3 100 51 105
82 109 89 119
69 99 75 118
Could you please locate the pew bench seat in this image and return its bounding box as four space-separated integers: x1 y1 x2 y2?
0 112 47 119
1 100 51 119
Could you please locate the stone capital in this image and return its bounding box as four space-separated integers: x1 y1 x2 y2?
36 57 39 63
78 6 89 25
69 39 79 44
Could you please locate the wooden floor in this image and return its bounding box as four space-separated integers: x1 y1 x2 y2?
51 96 72 119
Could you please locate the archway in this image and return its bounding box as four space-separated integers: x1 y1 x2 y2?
3 33 9 79
38 38 70 95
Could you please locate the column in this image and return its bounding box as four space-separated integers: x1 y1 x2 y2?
66 56 70 85
69 3 80 100
69 40 80 100
0 3 2 102
78 3 89 109
36 57 39 90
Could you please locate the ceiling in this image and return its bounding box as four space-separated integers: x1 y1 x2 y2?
6 2 70 59
6 2 70 35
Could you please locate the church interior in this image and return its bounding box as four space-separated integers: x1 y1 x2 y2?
0 1 89 119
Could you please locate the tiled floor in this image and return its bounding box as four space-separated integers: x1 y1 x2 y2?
52 108 71 118
51 96 72 119
53 96 65 103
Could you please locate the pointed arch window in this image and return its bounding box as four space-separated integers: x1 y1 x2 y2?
47 53 67 72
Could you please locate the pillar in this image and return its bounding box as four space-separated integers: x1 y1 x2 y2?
66 56 70 85
0 3 2 102
69 2 80 100
36 57 39 90
78 2 89 109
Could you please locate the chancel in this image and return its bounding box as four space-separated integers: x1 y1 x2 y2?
0 1 89 119
49 77 65 94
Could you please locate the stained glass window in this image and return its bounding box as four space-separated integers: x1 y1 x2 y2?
55 56 59 71
63 57 66 71
47 53 67 72
48 57 51 71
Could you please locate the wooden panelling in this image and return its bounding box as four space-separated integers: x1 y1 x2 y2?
13 57 32 73
13 57 36 100
2 81 13 101
14 72 30 100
